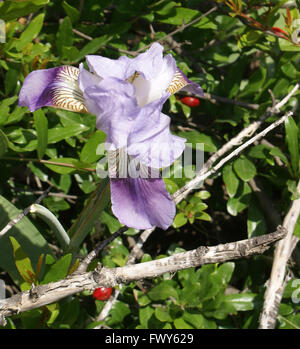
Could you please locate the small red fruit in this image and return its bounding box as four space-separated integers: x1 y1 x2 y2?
180 96 200 107
93 287 113 301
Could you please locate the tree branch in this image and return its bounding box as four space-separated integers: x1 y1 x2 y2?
0 227 286 325
173 111 293 204
0 188 51 239
259 180 300 329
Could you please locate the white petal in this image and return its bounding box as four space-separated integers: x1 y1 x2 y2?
132 55 176 107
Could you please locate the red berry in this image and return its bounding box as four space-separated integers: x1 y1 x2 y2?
180 96 200 107
93 287 113 301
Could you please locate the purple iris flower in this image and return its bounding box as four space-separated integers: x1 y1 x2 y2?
19 43 203 230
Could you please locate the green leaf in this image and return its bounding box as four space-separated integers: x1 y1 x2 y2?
53 298 80 328
222 164 240 198
42 254 72 284
247 198 267 238
279 38 300 52
248 144 271 159
139 306 154 329
233 157 256 182
163 178 179 194
227 182 252 216
9 236 36 284
148 281 178 301
0 97 18 126
67 179 110 252
293 216 300 239
80 130 106 164
15 13 45 51
100 211 122 233
133 289 151 307
158 7 199 25
174 317 193 329
238 30 262 49
178 130 218 152
285 115 299 176
222 293 256 311
56 16 73 57
62 1 80 23
0 195 52 285
193 17 217 29
281 62 297 79
282 278 300 299
239 66 267 98
74 35 113 62
46 303 60 326
107 301 131 327
216 262 235 285
34 110 48 159
0 0 49 21
279 314 300 329
154 307 173 322
269 147 290 166
0 128 9 157
172 212 187 228
48 124 89 144
182 311 216 329
5 68 19 95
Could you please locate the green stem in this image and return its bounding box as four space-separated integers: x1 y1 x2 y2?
67 178 110 253
1 156 95 172
30 204 70 251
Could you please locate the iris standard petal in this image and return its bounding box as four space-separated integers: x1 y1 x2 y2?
131 43 177 107
78 63 102 93
82 73 185 168
19 66 87 113
110 176 175 230
85 54 134 80
83 77 138 148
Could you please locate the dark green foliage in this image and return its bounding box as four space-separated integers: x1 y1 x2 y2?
0 0 300 329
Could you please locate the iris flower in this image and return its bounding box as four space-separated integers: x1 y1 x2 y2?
19 43 202 230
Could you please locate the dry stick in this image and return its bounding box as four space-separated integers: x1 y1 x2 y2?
174 81 300 203
174 111 293 204
259 180 300 329
134 6 218 55
0 227 286 325
198 92 259 110
95 226 155 323
76 226 129 274
0 187 51 239
2 156 95 173
164 36 260 111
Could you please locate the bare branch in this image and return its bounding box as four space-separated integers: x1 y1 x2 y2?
0 188 51 239
0 227 286 324
173 111 293 204
76 226 129 273
134 6 218 55
259 180 300 329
